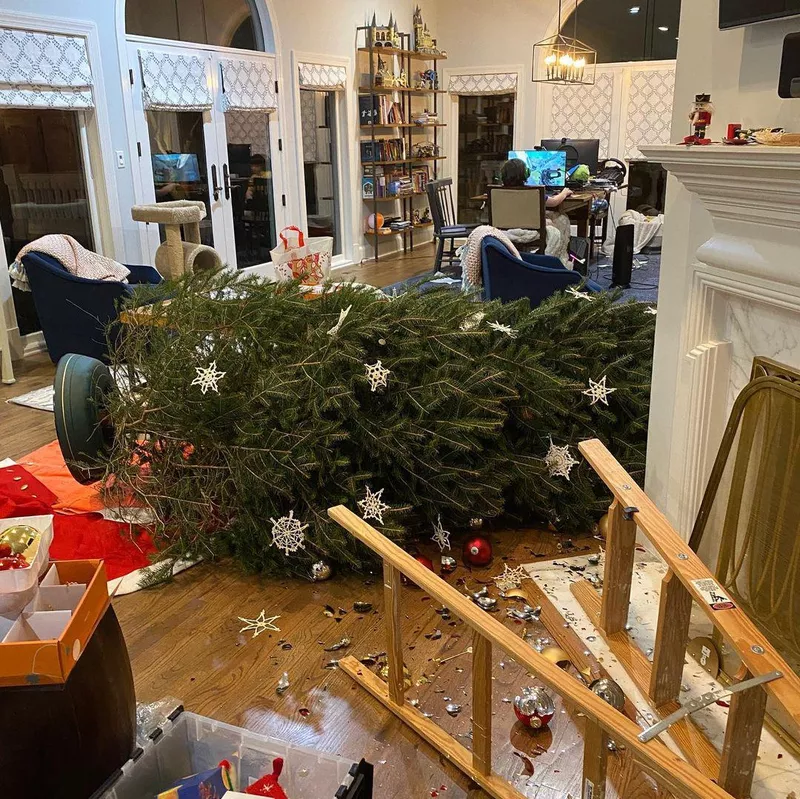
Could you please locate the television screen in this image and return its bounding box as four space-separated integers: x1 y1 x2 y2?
151 153 202 183
508 150 567 188
719 0 800 29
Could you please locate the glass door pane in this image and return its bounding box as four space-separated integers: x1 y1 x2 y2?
223 110 277 268
0 108 94 335
457 93 515 226
146 110 215 247
300 90 342 256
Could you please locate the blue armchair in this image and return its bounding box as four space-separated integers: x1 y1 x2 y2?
481 236 601 308
22 252 162 363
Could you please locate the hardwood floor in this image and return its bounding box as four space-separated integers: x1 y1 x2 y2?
1 245 662 798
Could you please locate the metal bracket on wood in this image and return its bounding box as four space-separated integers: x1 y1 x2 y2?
622 506 639 520
638 670 783 742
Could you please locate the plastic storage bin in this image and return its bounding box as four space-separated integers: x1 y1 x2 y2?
96 707 369 798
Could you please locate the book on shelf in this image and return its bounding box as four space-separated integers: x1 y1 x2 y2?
360 137 407 162
362 175 375 199
358 95 379 125
411 165 430 194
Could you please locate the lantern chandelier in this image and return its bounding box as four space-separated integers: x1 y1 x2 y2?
532 0 597 86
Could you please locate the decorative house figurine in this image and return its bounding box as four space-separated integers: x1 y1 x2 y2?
413 6 445 56
370 13 401 49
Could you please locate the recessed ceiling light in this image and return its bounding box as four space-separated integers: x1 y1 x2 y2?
629 6 640 13
658 25 669 31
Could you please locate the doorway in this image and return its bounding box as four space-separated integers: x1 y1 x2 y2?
127 41 283 271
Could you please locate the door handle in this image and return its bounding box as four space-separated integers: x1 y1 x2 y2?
211 164 221 201
222 163 231 200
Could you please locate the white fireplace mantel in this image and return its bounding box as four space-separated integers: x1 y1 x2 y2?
640 143 800 546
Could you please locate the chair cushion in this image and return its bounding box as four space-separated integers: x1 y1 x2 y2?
441 225 468 235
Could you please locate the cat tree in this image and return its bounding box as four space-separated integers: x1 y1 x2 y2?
131 200 222 280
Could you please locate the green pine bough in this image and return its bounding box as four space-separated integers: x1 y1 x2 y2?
105 272 655 576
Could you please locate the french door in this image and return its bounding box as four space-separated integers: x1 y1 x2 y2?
127 40 284 271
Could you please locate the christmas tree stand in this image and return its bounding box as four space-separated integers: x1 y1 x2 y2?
131 200 223 280
327 439 800 799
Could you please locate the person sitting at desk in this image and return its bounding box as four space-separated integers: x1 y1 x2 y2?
246 153 269 201
500 158 572 267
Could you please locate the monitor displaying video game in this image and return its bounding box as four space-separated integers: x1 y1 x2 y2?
508 150 567 188
151 153 202 183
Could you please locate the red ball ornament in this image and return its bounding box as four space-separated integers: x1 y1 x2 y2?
513 687 555 729
463 535 492 566
402 554 434 586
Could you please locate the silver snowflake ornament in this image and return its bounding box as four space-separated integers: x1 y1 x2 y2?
494 564 531 592
192 361 226 394
544 438 579 480
487 320 518 338
238 609 281 638
565 285 595 302
364 360 391 392
431 514 451 551
269 510 308 555
358 486 390 525
583 375 617 406
327 304 352 336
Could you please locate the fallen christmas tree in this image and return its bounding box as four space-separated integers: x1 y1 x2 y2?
104 271 655 575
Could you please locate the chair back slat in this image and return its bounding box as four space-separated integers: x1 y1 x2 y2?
487 186 547 254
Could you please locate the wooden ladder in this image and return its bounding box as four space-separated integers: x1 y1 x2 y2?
329 441 800 799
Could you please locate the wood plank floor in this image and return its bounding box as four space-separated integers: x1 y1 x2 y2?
0 245 663 798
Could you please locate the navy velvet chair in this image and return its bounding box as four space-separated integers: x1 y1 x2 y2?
480 236 601 308
22 252 163 363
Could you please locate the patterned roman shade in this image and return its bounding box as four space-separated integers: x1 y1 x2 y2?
220 57 277 112
0 27 93 108
138 49 212 111
298 62 346 91
448 72 517 95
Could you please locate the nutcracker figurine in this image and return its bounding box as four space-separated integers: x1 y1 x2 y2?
685 93 714 145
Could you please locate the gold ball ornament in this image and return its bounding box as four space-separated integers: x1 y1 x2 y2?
597 513 609 538
0 525 39 555
310 560 333 581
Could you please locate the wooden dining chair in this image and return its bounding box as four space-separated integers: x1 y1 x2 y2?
425 178 474 273
487 185 547 254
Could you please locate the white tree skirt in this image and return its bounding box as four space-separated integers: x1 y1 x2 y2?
524 554 799 798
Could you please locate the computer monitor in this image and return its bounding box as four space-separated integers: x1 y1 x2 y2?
541 138 600 173
151 153 202 183
508 150 567 188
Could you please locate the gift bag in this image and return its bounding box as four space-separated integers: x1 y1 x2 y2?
270 226 327 285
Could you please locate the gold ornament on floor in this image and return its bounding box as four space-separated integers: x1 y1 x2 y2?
310 560 333 581
596 513 609 538
0 524 39 555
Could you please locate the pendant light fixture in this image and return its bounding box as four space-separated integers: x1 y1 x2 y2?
532 0 597 85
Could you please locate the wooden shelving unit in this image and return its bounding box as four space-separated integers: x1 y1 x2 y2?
357 19 446 262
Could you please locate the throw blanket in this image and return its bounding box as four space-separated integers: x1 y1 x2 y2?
460 226 521 289
601 210 663 257
9 234 129 291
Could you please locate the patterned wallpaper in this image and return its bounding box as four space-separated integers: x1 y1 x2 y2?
549 71 614 157
225 111 269 164
625 69 675 159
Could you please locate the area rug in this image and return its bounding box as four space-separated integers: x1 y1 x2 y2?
7 385 55 412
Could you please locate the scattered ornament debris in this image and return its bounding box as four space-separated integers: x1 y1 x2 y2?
445 703 462 717
353 601 373 613
298 707 310 717
237 610 281 638
425 629 442 640
436 646 473 665
324 637 351 651
324 660 340 669
276 672 290 694
513 751 535 776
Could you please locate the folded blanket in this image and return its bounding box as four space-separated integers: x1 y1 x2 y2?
10 234 129 291
460 226 521 289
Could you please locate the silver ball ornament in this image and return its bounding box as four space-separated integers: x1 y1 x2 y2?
310 560 333 581
589 678 626 711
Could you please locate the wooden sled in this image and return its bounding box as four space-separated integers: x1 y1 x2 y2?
328 438 800 799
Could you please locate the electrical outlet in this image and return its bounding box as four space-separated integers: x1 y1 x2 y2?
115 150 126 169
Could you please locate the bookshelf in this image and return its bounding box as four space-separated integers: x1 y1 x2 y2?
357 17 446 260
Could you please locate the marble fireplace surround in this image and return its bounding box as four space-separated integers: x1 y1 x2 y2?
641 144 800 540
